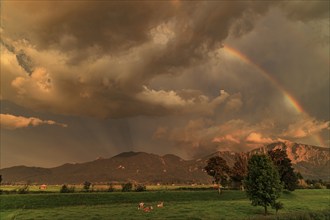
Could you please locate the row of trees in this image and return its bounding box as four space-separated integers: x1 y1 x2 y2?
60 182 147 193
205 149 299 192
70 181 146 192
204 149 300 215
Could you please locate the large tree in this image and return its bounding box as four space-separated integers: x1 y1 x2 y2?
204 156 230 194
244 154 282 215
268 149 298 191
230 154 248 189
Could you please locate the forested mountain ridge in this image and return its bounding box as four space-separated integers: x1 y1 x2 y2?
1 142 329 184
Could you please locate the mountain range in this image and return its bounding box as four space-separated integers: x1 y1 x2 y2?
1 142 329 184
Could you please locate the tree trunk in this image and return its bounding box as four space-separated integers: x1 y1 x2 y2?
218 185 221 194
264 205 268 215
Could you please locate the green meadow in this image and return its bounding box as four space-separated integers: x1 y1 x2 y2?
1 189 329 220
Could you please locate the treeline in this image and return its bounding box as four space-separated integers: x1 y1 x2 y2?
0 182 147 194
204 149 329 215
204 149 306 191
78 181 146 192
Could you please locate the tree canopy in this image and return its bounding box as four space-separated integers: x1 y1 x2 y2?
204 156 230 193
268 149 298 191
230 154 248 184
244 154 283 215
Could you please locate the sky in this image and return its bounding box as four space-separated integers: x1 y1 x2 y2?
1 1 329 168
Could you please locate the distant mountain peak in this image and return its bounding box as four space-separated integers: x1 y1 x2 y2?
112 151 142 158
252 142 330 166
162 154 181 160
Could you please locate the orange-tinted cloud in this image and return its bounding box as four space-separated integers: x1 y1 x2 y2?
246 132 274 144
0 114 67 130
282 117 329 138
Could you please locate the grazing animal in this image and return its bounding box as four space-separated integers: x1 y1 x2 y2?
143 206 153 212
157 202 164 208
138 202 144 210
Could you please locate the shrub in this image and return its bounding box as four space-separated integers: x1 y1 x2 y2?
272 201 284 214
83 181 92 192
135 184 146 192
107 183 115 192
17 185 29 194
121 182 133 192
313 183 325 189
326 183 330 189
60 184 75 193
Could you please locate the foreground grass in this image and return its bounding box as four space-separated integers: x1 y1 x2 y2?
1 189 329 220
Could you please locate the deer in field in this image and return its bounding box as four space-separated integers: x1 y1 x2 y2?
157 202 164 208
138 202 144 210
143 206 153 212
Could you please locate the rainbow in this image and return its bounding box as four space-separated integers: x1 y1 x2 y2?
222 45 325 147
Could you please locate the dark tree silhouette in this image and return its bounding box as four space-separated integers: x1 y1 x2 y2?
296 172 303 180
83 181 92 191
122 182 133 192
204 156 230 194
268 149 298 191
230 154 248 189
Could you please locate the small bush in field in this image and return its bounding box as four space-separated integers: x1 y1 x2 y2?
326 183 330 189
83 181 92 191
135 184 146 192
121 182 133 192
314 183 325 189
107 184 115 192
60 184 75 193
17 185 29 194
272 201 284 214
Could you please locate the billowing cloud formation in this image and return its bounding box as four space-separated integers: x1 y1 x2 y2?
1 1 328 119
2 43 234 117
279 1 329 21
1 114 67 130
0 1 277 118
282 117 330 138
246 132 275 144
137 87 230 115
154 116 329 157
154 118 277 156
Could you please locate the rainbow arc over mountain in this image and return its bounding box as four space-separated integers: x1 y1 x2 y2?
223 45 325 147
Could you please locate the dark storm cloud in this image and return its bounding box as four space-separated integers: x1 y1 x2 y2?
3 1 271 54
280 1 329 21
4 1 327 118
1 39 15 53
1 40 34 75
1 1 277 118
3 2 173 53
2 1 275 85
15 51 34 75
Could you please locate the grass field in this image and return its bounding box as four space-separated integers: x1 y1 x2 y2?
1 189 329 220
